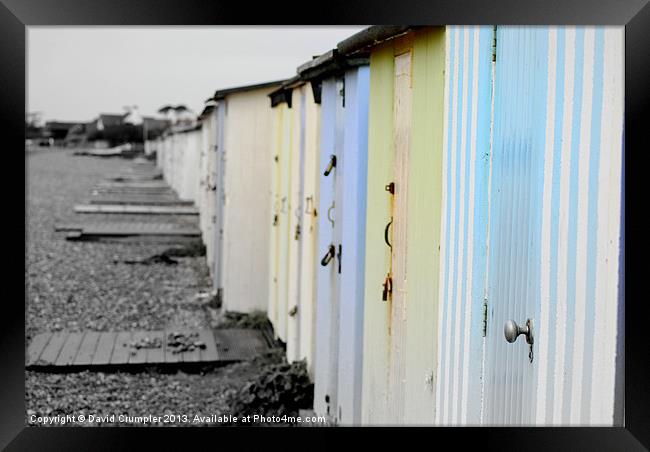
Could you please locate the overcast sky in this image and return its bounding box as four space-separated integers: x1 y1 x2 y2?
27 26 366 123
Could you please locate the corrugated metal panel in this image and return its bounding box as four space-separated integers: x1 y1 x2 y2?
436 26 624 426
436 25 493 426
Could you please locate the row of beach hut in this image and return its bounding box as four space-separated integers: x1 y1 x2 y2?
149 25 624 426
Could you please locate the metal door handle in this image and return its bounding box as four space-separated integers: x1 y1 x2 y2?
321 245 336 266
324 155 337 176
327 202 335 227
504 319 534 345
384 219 393 249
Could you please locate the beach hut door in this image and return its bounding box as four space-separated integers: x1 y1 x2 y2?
386 50 412 420
482 27 545 425
213 101 227 305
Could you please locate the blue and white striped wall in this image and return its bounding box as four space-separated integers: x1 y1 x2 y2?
435 25 624 426
435 25 493 426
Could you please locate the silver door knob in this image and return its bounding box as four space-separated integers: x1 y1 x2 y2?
504 319 534 345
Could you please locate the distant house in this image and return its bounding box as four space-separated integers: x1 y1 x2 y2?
143 117 171 139
85 113 126 138
60 113 171 149
44 121 78 146
64 123 89 147
82 113 169 148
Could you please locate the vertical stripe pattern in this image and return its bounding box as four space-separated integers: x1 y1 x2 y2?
535 26 623 426
436 26 493 425
436 25 623 426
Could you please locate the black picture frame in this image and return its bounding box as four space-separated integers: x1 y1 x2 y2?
4 0 647 449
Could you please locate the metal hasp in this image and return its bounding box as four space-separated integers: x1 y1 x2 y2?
504 318 534 345
324 155 337 176
382 275 392 302
321 244 336 266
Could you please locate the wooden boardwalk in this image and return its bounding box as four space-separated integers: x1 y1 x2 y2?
89 196 194 206
55 222 201 236
96 181 169 189
74 204 199 215
91 186 173 194
26 329 270 369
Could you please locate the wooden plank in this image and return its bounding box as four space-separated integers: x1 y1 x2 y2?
26 333 53 365
146 331 165 363
74 331 100 365
55 332 85 365
59 222 201 237
77 235 202 245
128 331 149 364
55 224 84 231
92 192 175 198
91 191 178 199
27 328 267 367
90 197 193 206
164 330 182 363
74 204 199 215
106 176 162 182
93 184 171 191
92 332 117 365
96 181 168 188
182 330 201 363
79 226 200 237
38 332 68 365
197 329 219 362
109 331 132 364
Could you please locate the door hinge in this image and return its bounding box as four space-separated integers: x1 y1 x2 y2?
339 77 345 107
382 274 393 301
482 300 488 337
337 244 342 274
492 25 497 62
